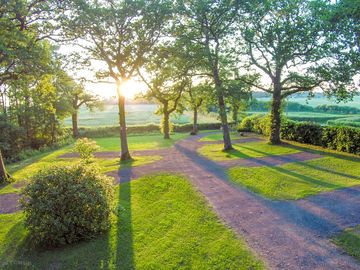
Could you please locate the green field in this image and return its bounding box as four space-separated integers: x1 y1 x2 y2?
257 96 360 107
64 104 218 127
65 96 360 128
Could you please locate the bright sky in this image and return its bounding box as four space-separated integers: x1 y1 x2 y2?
59 44 148 99
86 79 147 99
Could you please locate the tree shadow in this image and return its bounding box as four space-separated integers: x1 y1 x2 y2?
241 144 360 181
115 178 135 269
281 142 360 163
175 143 344 236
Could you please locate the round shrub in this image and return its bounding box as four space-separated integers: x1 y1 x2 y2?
74 138 100 163
21 164 114 247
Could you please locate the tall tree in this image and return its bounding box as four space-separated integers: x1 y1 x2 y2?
237 0 359 144
176 0 239 150
138 50 190 139
61 0 171 160
185 82 209 135
54 71 103 138
223 78 252 126
0 0 58 181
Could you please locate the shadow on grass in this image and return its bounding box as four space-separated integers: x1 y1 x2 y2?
281 142 360 162
116 177 135 269
175 143 344 236
241 144 360 181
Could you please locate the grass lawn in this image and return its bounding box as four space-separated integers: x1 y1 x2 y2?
333 225 360 261
198 141 300 161
1 132 186 195
0 174 263 270
95 133 189 151
228 155 360 200
199 132 240 142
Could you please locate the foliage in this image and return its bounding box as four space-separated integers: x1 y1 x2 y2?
281 121 360 154
75 123 222 138
21 164 114 247
61 0 172 158
175 0 241 149
238 0 359 143
240 115 360 154
281 121 324 146
238 114 271 135
73 138 100 162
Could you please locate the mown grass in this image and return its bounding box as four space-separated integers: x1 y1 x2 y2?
199 132 240 142
0 174 263 270
95 133 188 151
97 156 162 173
198 141 300 161
64 104 218 127
1 132 186 195
333 225 360 261
229 155 360 200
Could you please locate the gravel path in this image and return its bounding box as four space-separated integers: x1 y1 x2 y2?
1 132 359 269
107 133 360 269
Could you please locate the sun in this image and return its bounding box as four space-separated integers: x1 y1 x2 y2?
121 79 144 99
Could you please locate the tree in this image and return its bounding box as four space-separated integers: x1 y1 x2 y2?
223 75 254 125
238 0 359 144
54 71 103 137
61 0 171 160
185 82 209 135
138 51 189 139
176 0 240 150
0 0 58 181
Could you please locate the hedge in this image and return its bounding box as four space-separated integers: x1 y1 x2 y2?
239 115 360 155
77 123 222 138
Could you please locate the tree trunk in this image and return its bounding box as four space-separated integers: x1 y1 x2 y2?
116 81 131 161
269 84 282 144
212 65 232 150
72 111 79 138
218 93 233 150
191 107 198 135
163 112 170 139
0 150 10 183
232 104 239 126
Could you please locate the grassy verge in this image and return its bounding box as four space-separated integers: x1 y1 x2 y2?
198 141 300 161
229 155 360 200
332 225 360 261
1 132 186 195
199 132 240 142
0 174 263 270
95 133 188 151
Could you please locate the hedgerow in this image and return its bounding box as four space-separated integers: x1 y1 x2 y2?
239 115 360 155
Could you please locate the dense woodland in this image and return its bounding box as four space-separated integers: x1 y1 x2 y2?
1 0 359 181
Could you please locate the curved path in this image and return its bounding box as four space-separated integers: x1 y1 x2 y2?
1 133 360 269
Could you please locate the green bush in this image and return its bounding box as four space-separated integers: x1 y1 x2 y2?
239 115 360 155
77 123 223 138
74 138 100 162
21 164 114 247
281 121 323 145
174 122 222 132
238 114 270 135
322 126 360 153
